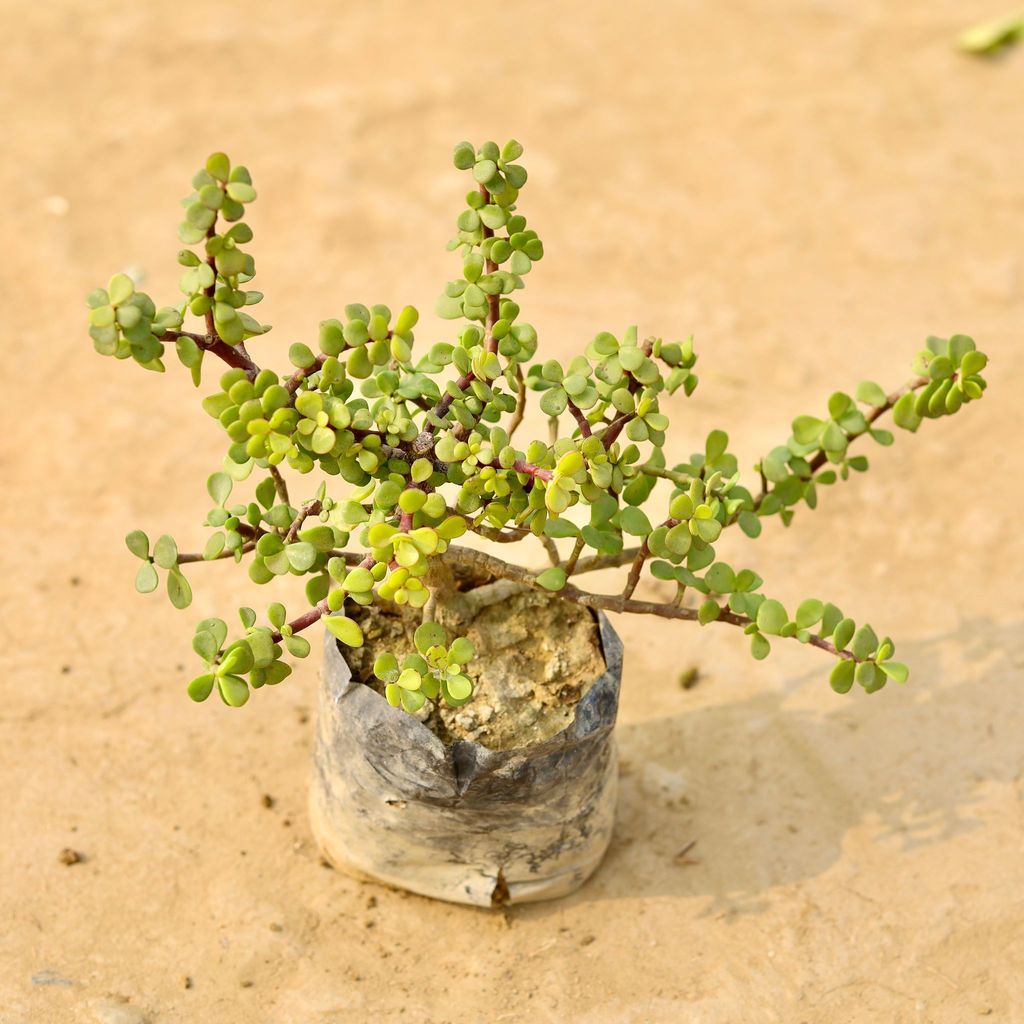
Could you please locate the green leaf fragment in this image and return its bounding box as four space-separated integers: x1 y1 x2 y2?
125 530 150 560
756 599 788 636
167 569 192 609
536 566 567 591
324 615 363 647
134 562 158 594
829 659 855 694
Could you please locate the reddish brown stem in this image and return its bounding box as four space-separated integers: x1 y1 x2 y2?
163 329 260 379
567 399 593 437
751 374 930 510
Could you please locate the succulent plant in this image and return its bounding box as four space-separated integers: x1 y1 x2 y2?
89 142 990 710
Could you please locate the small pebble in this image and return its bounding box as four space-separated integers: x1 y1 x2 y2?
58 848 82 866
261 794 275 809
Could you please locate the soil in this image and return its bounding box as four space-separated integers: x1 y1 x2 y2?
346 583 606 750
4 2 1024 1022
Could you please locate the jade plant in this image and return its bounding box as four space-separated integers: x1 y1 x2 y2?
87 141 990 712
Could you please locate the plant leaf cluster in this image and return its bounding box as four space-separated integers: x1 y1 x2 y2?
89 142 991 711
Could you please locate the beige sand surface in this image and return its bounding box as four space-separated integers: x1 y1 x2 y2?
2 2 1023 1021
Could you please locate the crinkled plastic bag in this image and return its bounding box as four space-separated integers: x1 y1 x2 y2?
310 613 622 906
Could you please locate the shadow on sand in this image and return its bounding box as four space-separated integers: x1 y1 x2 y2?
517 616 1024 919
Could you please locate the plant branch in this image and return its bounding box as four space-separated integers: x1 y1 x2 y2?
573 547 643 574
567 399 593 437
753 374 930 509
564 536 586 576
442 546 855 661
177 540 256 564
541 535 561 567
269 465 290 506
163 329 260 379
284 498 322 544
285 355 328 393
621 517 678 599
599 338 653 449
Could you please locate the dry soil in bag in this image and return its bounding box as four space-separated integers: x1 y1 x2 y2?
310 612 623 907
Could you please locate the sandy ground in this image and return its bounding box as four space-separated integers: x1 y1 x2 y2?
2 1 1023 1021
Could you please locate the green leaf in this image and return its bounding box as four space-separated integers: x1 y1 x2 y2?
414 621 447 654
737 511 762 538
207 472 232 505
167 569 192 610
108 273 135 306
829 659 855 694
218 674 250 708
705 429 729 463
698 599 720 625
856 381 887 407
324 615 363 647
373 653 399 682
539 388 568 417
192 629 220 662
851 624 878 660
285 542 317 572
448 637 476 665
792 416 825 445
544 517 579 540
958 13 1024 53
473 159 498 184
187 673 216 702
289 343 317 369
856 661 883 692
400 688 426 713
453 141 476 169
219 641 254 676
822 421 847 454
397 668 422 692
960 350 987 376
820 603 843 637
756 599 788 636
446 674 473 702
795 599 824 629
536 566 567 591
880 661 909 684
153 535 178 570
134 562 158 594
206 152 230 181
620 507 652 536
226 181 257 204
285 634 311 659
125 530 150 560
750 633 771 660
892 391 922 432
832 617 856 650
341 567 374 593
704 562 736 593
